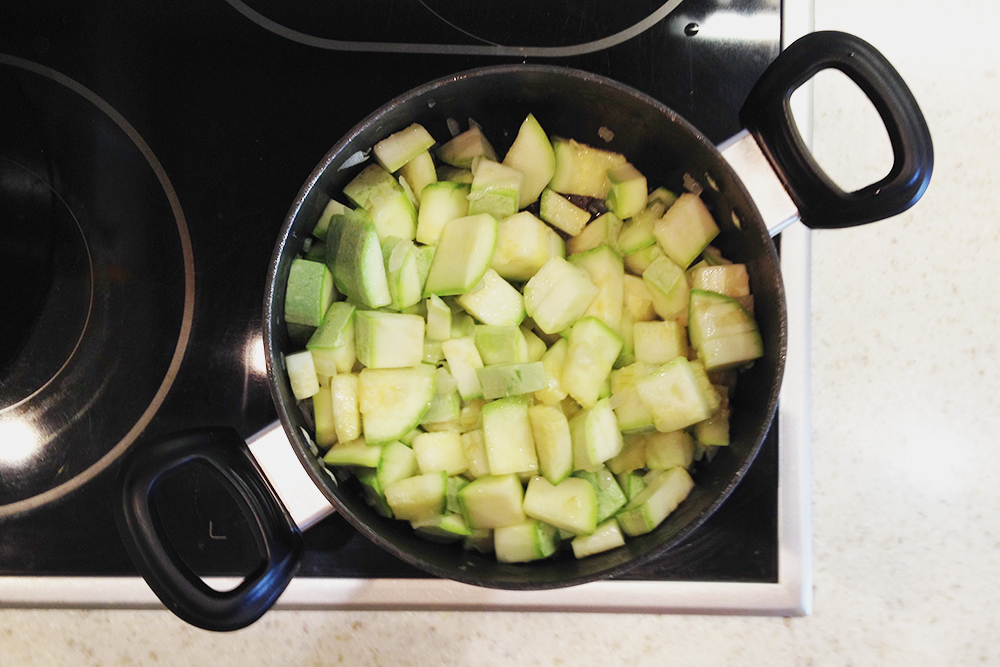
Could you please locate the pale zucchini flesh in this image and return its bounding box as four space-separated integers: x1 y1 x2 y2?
287 115 768 566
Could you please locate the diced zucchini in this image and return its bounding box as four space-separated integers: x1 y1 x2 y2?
425 294 452 341
689 264 750 297
494 519 559 563
330 373 361 442
458 398 485 431
467 159 522 220
643 430 695 470
420 389 461 425
615 471 648 502
416 181 470 245
438 166 474 184
358 365 437 443
642 256 689 323
461 429 491 479
313 199 350 240
613 309 635 369
622 275 657 322
568 244 625 332
307 301 357 376
647 186 679 208
697 331 764 372
688 290 763 370
482 396 538 476
322 441 383 468
689 361 721 414
548 137 626 198
284 259 335 328
522 476 598 536
610 387 654 434
476 362 547 400
450 311 476 339
438 127 498 168
571 518 626 558
573 467 627 523
433 365 458 397
474 325 528 365
633 320 686 366
567 212 623 256
412 431 468 476
374 123 436 173
606 431 648 475
562 317 623 410
325 209 391 309
285 350 320 400
694 387 731 446
539 188 590 236
398 150 437 204
527 404 574 485
533 337 569 405
568 398 623 472
616 467 695 536
653 193 719 269
440 336 485 400
312 381 337 448
523 256 599 335
605 163 648 219
501 113 556 207
617 201 665 255
377 440 419 492
458 473 526 529
491 211 565 282
356 467 393 518
412 512 472 543
521 326 548 362
633 357 712 433
381 236 424 311
354 310 425 369
623 242 666 276
423 214 498 297
331 373 361 443
448 477 468 515
342 164 417 242
463 527 494 553
609 361 654 394
457 269 525 326
384 471 448 522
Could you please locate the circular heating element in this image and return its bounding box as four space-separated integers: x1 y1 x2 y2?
0 57 194 514
225 0 684 56
0 158 92 411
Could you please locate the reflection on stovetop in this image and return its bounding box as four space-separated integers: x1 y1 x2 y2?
0 0 779 584
0 420 775 583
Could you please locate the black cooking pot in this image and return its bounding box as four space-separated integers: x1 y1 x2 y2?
116 31 932 631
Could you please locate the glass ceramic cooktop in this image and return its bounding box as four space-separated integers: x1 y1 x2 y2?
0 0 812 614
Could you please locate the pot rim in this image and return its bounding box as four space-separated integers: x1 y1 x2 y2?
263 63 787 588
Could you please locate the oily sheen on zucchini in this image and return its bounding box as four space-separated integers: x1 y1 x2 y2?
282 113 763 564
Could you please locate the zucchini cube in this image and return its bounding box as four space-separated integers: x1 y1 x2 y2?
458 474 526 529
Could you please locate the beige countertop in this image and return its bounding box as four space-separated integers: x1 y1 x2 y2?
4 0 999 664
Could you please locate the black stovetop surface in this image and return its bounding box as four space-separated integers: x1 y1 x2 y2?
0 0 779 584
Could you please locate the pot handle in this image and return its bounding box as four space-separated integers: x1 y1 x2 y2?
115 427 303 632
739 30 933 229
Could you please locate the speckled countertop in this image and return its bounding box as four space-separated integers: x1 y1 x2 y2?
4 0 999 664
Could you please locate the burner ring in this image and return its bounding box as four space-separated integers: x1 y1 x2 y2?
0 157 94 411
0 56 195 517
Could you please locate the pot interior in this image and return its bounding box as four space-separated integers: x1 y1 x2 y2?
265 65 786 588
